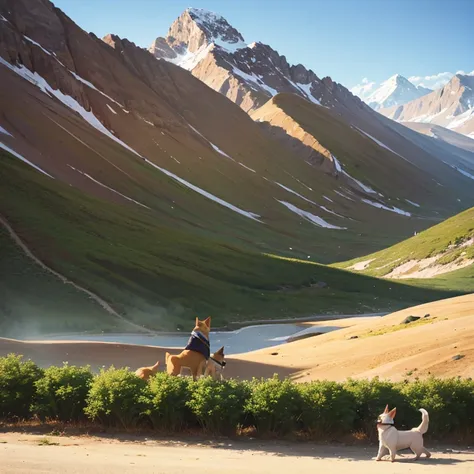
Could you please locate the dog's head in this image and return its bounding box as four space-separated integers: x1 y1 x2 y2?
377 405 396 425
194 316 211 338
211 346 226 366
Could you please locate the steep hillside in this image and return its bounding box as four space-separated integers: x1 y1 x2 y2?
251 93 474 214
380 74 474 138
0 0 398 264
403 122 474 154
337 207 474 285
1 149 457 336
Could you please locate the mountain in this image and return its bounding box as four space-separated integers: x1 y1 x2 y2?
1 0 459 335
148 9 474 188
403 123 474 154
380 74 474 138
360 74 432 110
0 0 472 335
148 8 474 197
149 8 371 114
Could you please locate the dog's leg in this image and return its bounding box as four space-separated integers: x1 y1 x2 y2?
422 448 431 458
389 448 397 462
166 355 181 376
192 360 206 381
375 445 388 461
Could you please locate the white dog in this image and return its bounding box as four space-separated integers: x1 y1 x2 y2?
376 405 431 462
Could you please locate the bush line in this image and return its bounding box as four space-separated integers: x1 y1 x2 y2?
1 354 473 440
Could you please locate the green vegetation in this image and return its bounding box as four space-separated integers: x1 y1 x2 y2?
84 367 149 428
0 354 43 419
0 153 460 334
33 364 93 421
1 355 473 441
336 207 474 291
37 438 60 446
266 94 467 215
359 317 436 338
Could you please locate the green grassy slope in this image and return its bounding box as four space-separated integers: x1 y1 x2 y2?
0 151 459 334
335 207 474 291
252 93 473 215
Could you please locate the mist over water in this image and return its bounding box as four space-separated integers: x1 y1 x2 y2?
14 324 341 354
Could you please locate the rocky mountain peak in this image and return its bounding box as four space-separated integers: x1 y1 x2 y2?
186 8 245 46
147 8 377 115
158 7 246 57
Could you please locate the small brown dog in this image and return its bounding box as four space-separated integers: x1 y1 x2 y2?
204 346 226 380
135 361 160 381
166 317 211 380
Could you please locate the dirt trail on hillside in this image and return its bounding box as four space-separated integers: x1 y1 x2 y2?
1 433 473 474
0 214 152 334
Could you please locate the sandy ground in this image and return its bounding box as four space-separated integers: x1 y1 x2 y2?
1 433 473 474
1 294 473 381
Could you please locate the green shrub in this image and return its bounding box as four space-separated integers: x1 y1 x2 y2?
299 380 356 435
398 377 474 437
146 373 194 431
187 377 250 434
0 354 43 419
84 367 149 427
245 375 303 434
344 378 411 439
33 364 93 421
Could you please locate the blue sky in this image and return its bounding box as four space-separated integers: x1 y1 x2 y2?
53 0 473 91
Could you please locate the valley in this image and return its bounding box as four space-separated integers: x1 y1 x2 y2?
0 0 473 337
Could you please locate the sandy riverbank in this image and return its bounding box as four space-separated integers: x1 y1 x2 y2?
1 294 473 381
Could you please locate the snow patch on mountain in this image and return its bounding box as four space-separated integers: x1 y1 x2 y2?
361 198 411 217
0 141 53 178
145 158 261 222
0 125 14 137
67 165 149 208
278 200 346 230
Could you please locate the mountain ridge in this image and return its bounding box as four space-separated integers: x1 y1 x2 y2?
148 8 372 114
380 73 474 138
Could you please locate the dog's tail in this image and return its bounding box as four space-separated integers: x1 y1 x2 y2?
415 408 429 434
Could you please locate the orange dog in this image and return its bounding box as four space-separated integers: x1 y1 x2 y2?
134 361 160 381
166 317 211 380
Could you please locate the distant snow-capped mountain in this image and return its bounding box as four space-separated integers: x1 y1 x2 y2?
354 74 431 110
380 74 474 138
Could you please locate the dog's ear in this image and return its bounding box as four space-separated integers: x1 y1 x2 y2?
216 346 224 355
383 404 389 414
195 317 199 326
388 407 397 419
204 316 211 328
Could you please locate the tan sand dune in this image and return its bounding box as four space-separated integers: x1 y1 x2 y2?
0 294 473 381
231 293 474 381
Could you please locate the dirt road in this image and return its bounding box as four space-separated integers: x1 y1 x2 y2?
1 433 472 473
